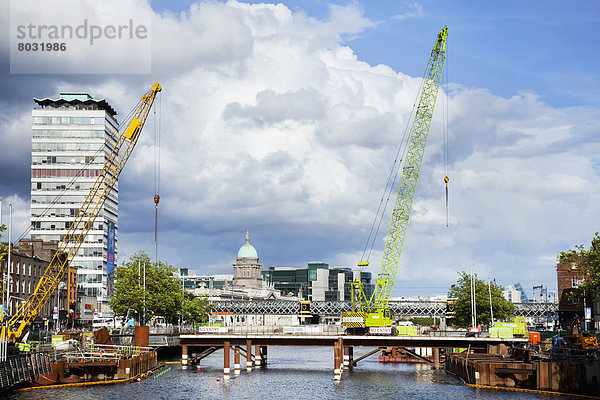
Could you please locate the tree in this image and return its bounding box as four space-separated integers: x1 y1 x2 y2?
448 271 514 328
182 294 212 325
560 232 600 304
109 251 184 325
0 224 7 262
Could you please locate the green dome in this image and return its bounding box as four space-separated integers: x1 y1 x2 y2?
237 243 258 258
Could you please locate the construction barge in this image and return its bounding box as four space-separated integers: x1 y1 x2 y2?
446 344 600 396
0 327 160 392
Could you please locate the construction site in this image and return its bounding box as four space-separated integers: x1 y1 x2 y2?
0 21 599 400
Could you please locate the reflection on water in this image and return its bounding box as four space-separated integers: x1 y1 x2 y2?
9 346 572 400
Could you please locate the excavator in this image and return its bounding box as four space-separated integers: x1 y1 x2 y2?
1 82 162 342
342 27 448 334
560 314 599 352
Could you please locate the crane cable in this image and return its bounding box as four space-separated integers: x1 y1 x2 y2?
153 92 161 264
360 36 451 263
443 40 450 228
359 71 428 266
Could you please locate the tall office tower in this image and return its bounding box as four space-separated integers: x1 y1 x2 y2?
31 92 119 311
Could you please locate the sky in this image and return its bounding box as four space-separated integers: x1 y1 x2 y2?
1 0 599 299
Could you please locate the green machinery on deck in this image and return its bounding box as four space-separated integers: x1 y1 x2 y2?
342 27 448 332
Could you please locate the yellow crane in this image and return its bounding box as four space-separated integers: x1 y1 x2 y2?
2 82 162 342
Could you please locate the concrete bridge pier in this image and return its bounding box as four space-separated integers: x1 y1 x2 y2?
224 341 231 379
260 346 268 367
334 337 343 381
246 340 253 372
234 346 241 376
433 348 441 369
343 346 353 371
254 345 261 368
181 345 188 369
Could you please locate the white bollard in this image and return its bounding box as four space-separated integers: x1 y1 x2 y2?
334 368 341 381
182 354 188 369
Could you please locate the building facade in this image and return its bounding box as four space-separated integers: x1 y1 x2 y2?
263 262 374 302
31 92 119 309
556 252 595 330
502 283 529 303
0 239 74 330
232 230 262 289
177 230 374 326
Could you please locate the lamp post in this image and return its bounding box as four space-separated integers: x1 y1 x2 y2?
488 280 494 326
6 204 12 317
143 261 146 326
2 204 12 362
179 275 184 332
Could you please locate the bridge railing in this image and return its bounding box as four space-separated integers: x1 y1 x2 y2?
182 325 346 336
0 352 51 390
64 343 153 364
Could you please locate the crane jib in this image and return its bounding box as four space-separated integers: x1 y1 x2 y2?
2 82 162 342
344 27 447 330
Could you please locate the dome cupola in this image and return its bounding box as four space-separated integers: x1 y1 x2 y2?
237 229 258 259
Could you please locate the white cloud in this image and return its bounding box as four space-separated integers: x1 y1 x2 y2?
393 3 424 20
0 195 31 242
1 1 599 297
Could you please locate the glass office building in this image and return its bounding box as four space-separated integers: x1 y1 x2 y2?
262 262 374 301
31 92 119 310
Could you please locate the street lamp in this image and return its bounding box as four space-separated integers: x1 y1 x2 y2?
56 281 67 331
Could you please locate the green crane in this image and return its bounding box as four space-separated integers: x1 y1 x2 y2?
343 26 448 333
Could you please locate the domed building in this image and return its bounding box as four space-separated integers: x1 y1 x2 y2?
232 230 263 289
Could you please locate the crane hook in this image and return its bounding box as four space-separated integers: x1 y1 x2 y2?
444 176 449 227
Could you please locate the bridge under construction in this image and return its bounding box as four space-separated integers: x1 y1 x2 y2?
179 330 527 381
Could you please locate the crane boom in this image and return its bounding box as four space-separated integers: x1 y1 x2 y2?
343 27 447 332
2 82 162 341
372 27 447 310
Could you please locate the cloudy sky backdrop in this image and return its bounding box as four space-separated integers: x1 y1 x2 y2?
1 0 599 299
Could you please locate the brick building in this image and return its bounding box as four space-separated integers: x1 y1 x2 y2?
556 252 595 330
0 239 75 331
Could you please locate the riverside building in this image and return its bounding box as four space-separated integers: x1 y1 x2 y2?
30 92 119 312
263 262 374 302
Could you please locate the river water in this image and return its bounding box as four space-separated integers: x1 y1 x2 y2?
8 346 571 400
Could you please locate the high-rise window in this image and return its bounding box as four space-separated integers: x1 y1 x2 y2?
31 92 119 313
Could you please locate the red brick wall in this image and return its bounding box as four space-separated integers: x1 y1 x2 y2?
557 253 586 311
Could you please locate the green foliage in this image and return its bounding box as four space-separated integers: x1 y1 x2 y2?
448 271 514 328
561 232 600 301
0 224 7 263
411 317 434 326
182 294 213 325
109 251 184 325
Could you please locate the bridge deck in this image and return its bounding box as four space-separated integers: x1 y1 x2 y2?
180 334 527 348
